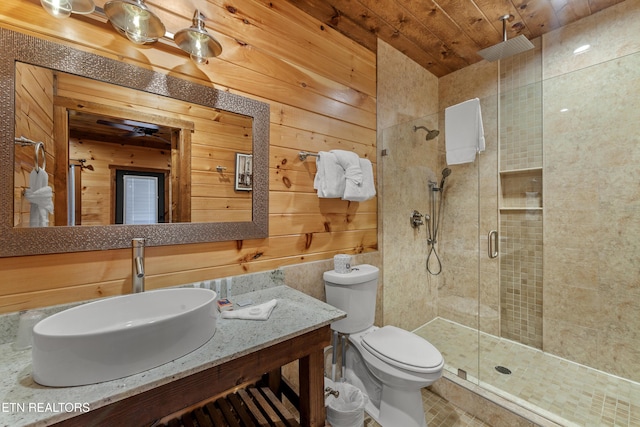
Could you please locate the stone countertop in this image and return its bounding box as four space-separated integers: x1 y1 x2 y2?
0 285 345 427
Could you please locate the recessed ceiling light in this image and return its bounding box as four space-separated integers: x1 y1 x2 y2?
573 44 591 55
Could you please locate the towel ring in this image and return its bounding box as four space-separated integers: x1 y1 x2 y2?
34 142 46 173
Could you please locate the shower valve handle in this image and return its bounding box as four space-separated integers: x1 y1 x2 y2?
410 210 424 228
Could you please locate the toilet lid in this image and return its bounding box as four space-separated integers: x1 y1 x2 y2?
361 326 443 373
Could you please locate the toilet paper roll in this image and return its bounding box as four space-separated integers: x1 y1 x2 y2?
334 254 352 274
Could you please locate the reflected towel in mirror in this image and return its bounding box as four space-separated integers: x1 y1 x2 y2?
25 167 53 227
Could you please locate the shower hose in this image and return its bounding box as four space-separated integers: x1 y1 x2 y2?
426 241 442 275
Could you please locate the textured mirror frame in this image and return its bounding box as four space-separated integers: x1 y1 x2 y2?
0 28 269 257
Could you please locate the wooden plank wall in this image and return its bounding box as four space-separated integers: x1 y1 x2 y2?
0 0 377 313
13 63 55 228
58 71 252 225
68 139 172 225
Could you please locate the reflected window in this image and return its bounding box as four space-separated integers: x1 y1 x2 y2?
115 170 166 224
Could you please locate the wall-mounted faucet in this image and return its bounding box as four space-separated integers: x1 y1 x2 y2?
132 238 145 293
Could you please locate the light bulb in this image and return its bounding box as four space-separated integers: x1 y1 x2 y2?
174 10 222 64
121 3 157 45
190 54 207 64
41 0 72 18
189 37 207 64
125 9 149 45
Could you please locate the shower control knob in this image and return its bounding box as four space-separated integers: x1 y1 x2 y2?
410 210 424 228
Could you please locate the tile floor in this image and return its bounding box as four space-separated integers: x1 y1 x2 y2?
414 318 640 427
363 388 491 427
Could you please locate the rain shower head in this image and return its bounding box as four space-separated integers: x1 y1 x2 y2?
478 15 534 62
413 125 440 141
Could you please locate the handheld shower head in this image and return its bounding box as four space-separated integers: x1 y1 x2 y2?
440 168 452 189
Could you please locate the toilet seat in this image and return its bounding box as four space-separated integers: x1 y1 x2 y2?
361 326 443 374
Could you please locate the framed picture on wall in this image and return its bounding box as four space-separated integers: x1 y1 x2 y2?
235 153 252 191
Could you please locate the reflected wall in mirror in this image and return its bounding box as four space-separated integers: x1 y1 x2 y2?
1 29 269 257
14 64 253 227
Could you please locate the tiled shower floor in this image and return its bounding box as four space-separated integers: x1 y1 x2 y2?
414 318 640 427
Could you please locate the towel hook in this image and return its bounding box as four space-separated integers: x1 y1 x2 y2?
34 142 46 173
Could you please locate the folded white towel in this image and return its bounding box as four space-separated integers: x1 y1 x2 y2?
221 299 277 321
331 149 364 202
330 150 362 186
314 151 346 198
445 98 485 165
25 168 53 227
342 158 376 202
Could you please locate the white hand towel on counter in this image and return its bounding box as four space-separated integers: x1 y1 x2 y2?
342 158 376 202
221 299 278 321
445 98 485 165
313 151 346 198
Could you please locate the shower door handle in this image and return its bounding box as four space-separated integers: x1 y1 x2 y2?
488 230 498 259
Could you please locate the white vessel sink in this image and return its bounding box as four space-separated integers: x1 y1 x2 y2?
32 288 217 387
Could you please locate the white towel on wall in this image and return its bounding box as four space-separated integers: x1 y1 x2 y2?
313 151 346 198
25 167 53 227
342 158 376 202
445 98 485 165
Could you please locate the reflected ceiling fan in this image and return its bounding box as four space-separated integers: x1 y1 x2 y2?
96 119 170 143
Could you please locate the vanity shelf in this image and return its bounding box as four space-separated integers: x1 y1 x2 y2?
159 384 300 427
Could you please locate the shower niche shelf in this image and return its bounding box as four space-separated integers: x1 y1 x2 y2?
499 167 542 176
500 207 542 211
499 168 543 210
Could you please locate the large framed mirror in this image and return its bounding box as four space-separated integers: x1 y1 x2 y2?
0 29 269 257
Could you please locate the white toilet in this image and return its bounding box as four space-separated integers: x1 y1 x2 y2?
324 264 444 427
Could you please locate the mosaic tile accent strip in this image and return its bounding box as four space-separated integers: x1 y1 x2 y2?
500 211 544 349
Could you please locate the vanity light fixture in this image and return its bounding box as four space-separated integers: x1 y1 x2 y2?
40 0 95 18
39 0 224 62
174 10 223 64
104 0 166 45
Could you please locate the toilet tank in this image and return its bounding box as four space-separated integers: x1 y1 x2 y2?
324 264 379 334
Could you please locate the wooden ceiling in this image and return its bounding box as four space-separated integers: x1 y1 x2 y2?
285 0 625 77
69 111 174 150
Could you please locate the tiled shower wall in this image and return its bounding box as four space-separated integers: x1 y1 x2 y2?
499 212 543 348
377 40 440 331
438 61 500 337
541 0 640 380
498 40 544 348
378 0 640 383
